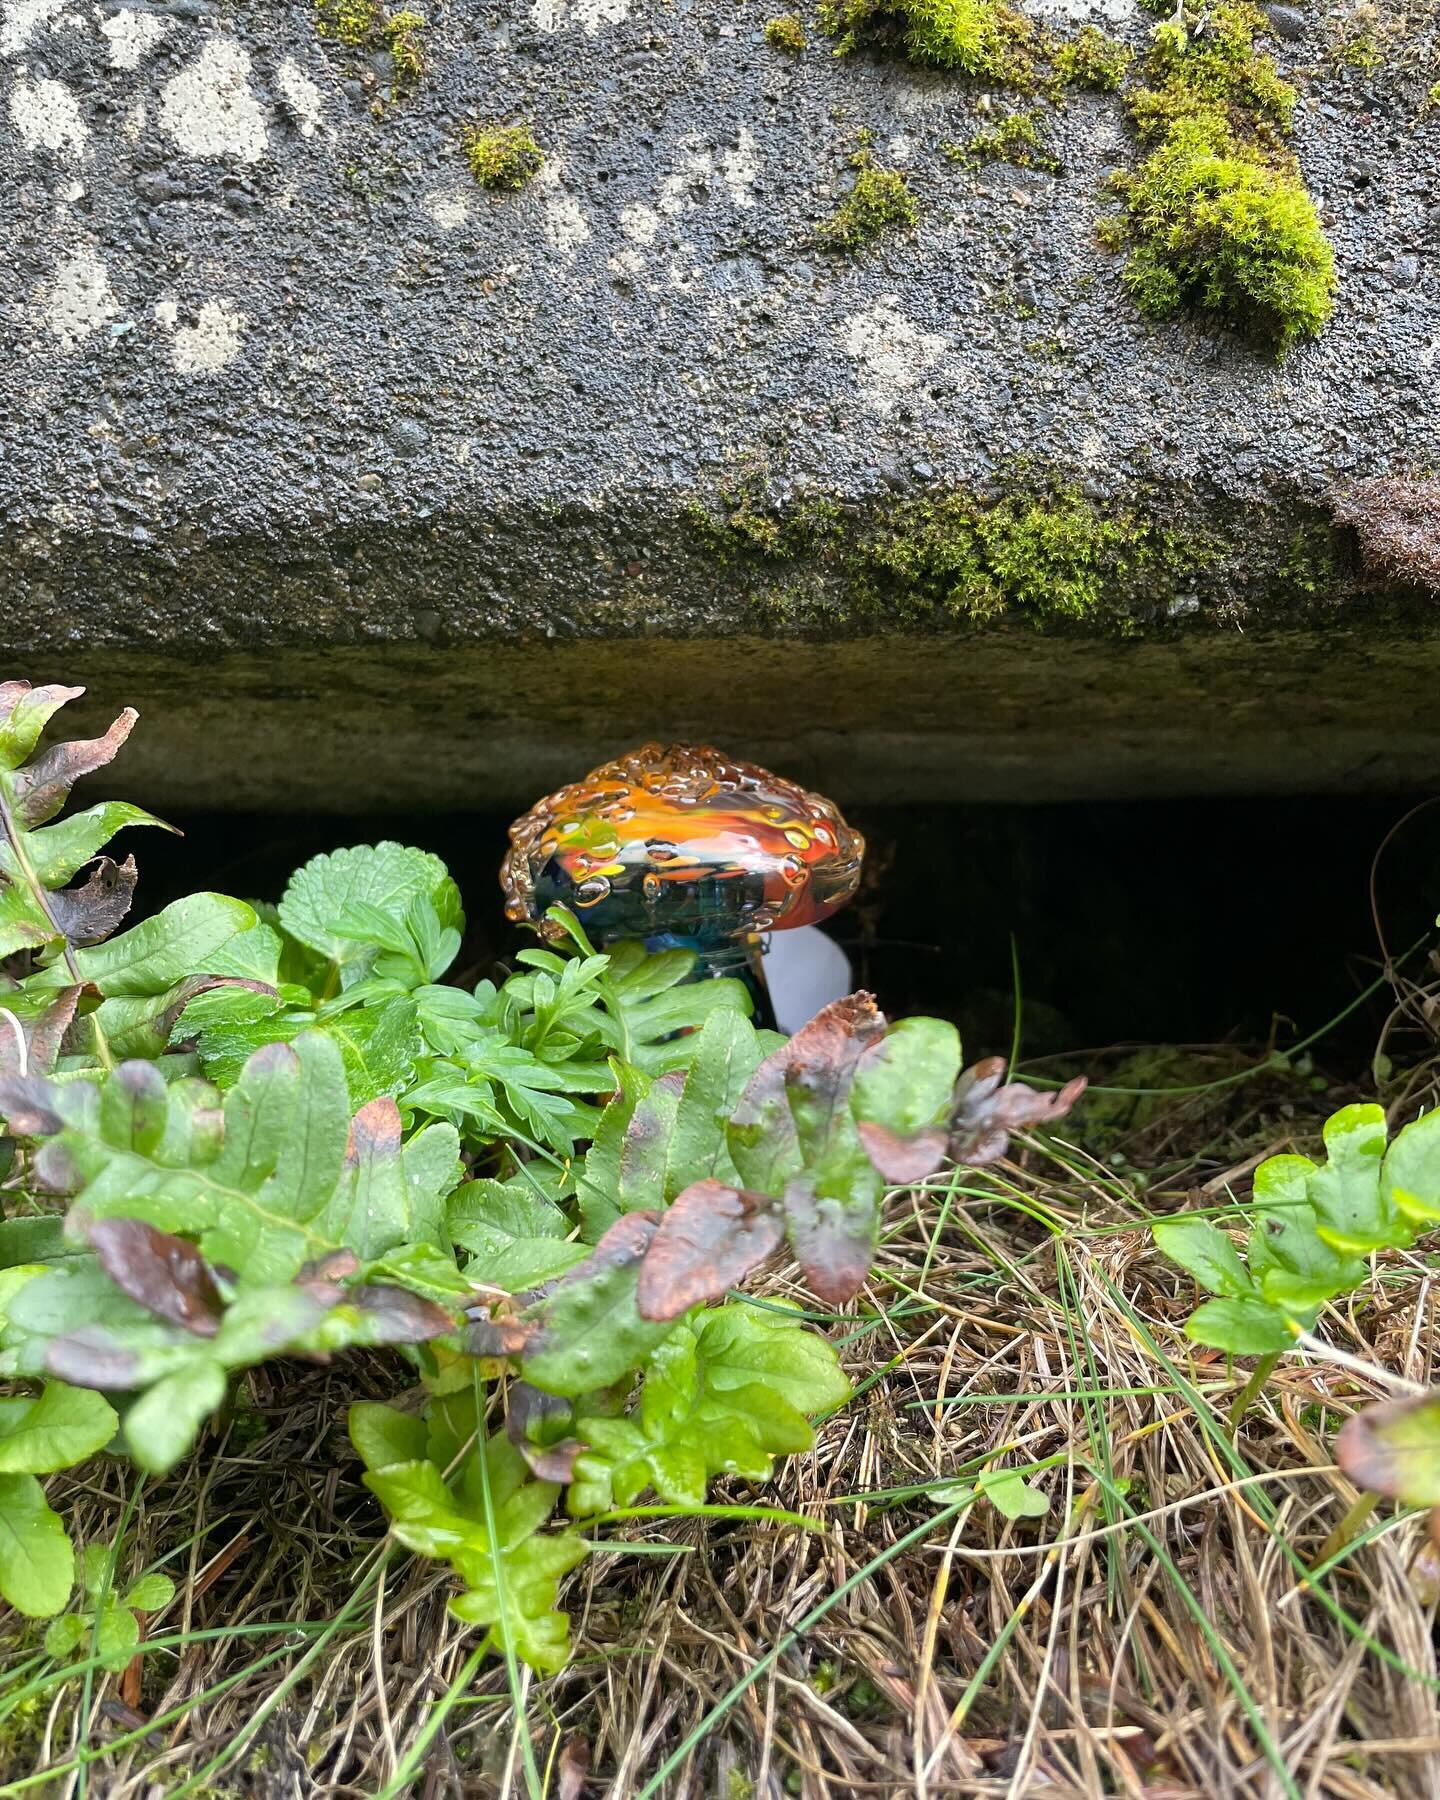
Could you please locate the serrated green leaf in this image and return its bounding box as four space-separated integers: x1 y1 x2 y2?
520 1218 673 1396
44 1611 87 1658
664 1011 761 1199
123 1362 228 1474
1383 1108 1440 1227
0 1216 73 1270
94 1599 141 1670
1185 1295 1295 1355
576 1063 649 1241
200 922 285 986
21 802 172 888
0 1471 73 1615
0 1381 117 1473
69 895 257 997
1152 1219 1253 1298
1246 1153 1362 1308
568 1303 846 1515
617 1071 685 1212
691 1302 851 1415
279 844 451 974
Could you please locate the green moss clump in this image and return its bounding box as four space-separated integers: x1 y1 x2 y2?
818 148 918 254
1109 3 1335 353
693 476 1214 627
385 9 427 84
950 110 1061 173
315 0 382 44
314 1 426 93
859 487 1154 620
819 0 1039 84
1052 23 1132 91
1337 28 1382 71
764 14 807 53
463 124 546 191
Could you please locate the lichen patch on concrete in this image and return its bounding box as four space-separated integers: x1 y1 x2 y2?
0 0 70 56
841 297 949 415
99 9 167 70
42 248 115 348
159 38 267 163
276 57 323 138
536 159 592 254
721 128 759 208
425 188 470 229
10 75 85 153
169 300 246 374
532 0 630 33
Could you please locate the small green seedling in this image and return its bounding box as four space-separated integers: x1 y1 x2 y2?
44 1543 174 1668
1155 1101 1440 1354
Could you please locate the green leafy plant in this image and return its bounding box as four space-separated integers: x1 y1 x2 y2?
1153 1102 1438 1355
43 1541 174 1667
0 680 1090 1677
0 1380 117 1615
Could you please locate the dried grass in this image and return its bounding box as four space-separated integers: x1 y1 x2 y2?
6 1071 1440 1797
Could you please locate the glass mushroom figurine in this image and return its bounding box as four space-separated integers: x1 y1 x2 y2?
499 744 865 1028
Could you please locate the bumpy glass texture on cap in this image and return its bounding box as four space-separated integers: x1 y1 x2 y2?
501 744 865 946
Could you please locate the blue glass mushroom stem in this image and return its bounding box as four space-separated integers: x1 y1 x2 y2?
632 928 776 1032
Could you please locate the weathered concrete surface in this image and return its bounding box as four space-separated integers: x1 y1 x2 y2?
2 0 1438 808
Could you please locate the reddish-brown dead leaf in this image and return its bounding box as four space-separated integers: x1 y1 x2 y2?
464 1310 539 1359
345 1093 404 1163
0 1073 63 1138
12 708 139 829
738 994 886 1123
782 1176 875 1306
48 856 138 946
88 1217 224 1336
619 1068 686 1197
349 1284 455 1343
558 1735 590 1800
635 1178 785 1321
1336 1395 1440 1504
297 1248 361 1284
855 1119 949 1184
949 1059 1086 1167
45 1325 143 1389
0 986 84 1081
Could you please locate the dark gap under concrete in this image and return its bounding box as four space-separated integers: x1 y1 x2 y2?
127 794 1440 1070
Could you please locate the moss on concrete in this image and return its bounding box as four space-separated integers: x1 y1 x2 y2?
463 124 546 190
1107 2 1335 354
1052 24 1133 91
818 0 1134 103
949 110 1062 173
765 14 808 53
819 0 1043 86
689 475 1228 628
818 146 918 253
314 0 427 94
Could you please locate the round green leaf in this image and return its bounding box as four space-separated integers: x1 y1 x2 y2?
0 1472 74 1616
0 1381 119 1475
